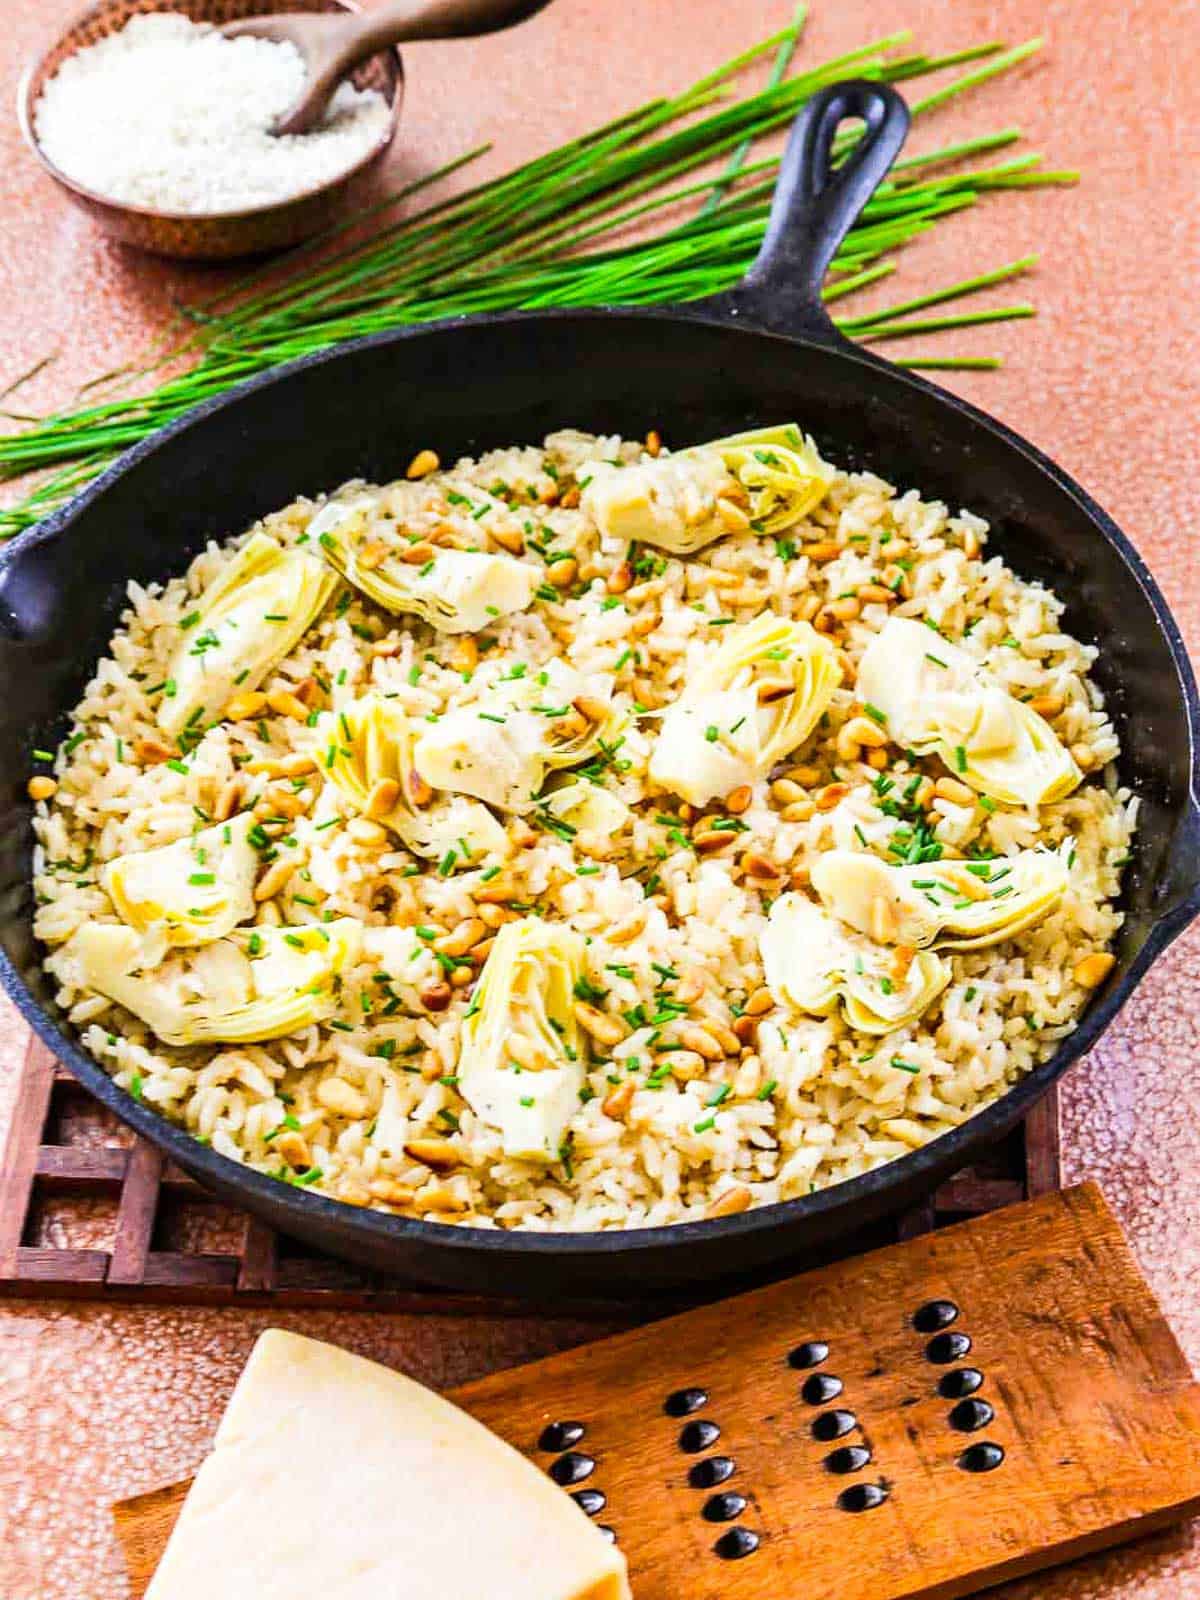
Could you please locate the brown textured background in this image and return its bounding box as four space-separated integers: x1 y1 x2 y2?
1 0 1198 1595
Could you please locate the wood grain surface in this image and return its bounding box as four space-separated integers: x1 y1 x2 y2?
113 1185 1200 1600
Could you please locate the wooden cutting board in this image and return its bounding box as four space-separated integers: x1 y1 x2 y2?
115 1183 1200 1600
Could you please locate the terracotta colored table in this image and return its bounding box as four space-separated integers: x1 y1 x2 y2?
1 1 1198 1595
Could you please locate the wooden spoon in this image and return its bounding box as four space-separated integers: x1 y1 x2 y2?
225 0 553 137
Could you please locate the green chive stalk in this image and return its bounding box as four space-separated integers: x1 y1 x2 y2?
0 20 1075 537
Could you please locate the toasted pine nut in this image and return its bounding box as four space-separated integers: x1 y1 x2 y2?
844 715 889 749
489 522 525 555
347 817 387 846
716 497 751 531
794 593 821 622
317 1077 369 1118
476 902 512 929
548 558 578 589
407 769 433 807
835 726 862 763
805 540 842 562
245 753 317 777
405 1138 460 1171
780 800 816 823
574 1001 625 1046
784 763 822 786
628 611 659 638
1027 692 1064 718
771 777 806 805
674 971 705 1005
827 596 861 622
435 918 486 958
815 782 849 812
1071 742 1097 772
659 1048 704 1081
406 449 440 479
254 858 295 902
912 777 935 808
420 983 452 1012
372 638 401 657
789 862 811 889
449 964 474 988
511 818 538 850
450 637 478 674
734 1052 761 1094
134 736 175 765
645 429 662 456
1074 952 1116 988
368 1178 416 1206
27 775 57 801
678 1024 725 1061
419 1187 470 1215
725 785 753 815
262 784 308 819
474 882 514 904
574 695 611 726
364 777 401 819
933 776 975 806
225 690 268 722
602 1079 636 1119
693 828 737 854
741 851 781 881
857 583 897 604
706 1185 752 1218
398 540 436 566
357 540 390 571
266 688 310 722
606 561 633 594
866 748 888 770
743 986 773 1017
274 1130 310 1169
468 936 495 965
733 1014 758 1047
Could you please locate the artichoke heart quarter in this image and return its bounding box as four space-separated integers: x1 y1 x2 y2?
415 661 619 814
310 496 534 633
650 614 840 806
72 919 362 1046
102 812 258 949
760 893 951 1034
581 423 834 554
857 617 1081 808
158 533 335 740
811 846 1071 951
457 917 587 1162
318 695 507 865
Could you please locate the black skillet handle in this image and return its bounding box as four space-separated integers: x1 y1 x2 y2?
702 80 910 343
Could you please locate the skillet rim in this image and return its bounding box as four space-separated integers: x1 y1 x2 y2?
3 302 1199 1265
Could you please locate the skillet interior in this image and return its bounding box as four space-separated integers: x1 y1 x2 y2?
1 308 1197 1294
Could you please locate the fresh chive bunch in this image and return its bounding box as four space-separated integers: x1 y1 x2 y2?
0 13 1075 537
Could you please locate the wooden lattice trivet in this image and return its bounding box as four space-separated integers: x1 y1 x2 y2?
0 1032 1060 1315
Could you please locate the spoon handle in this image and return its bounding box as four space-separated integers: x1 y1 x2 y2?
347 0 550 54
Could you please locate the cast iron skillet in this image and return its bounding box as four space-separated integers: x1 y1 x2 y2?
2 83 1198 1295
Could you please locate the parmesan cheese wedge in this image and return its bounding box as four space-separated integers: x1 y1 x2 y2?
145 1330 632 1600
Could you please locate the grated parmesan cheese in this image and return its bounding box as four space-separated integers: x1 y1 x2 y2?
33 13 390 215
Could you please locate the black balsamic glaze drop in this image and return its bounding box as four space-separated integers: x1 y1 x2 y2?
663 1387 709 1418
825 1445 872 1475
811 1409 857 1442
679 1419 721 1454
787 1340 830 1369
688 1455 736 1489
714 1527 760 1560
572 1488 607 1516
949 1398 995 1433
925 1330 972 1364
837 1482 889 1513
912 1299 959 1333
937 1367 984 1400
538 1420 585 1452
959 1441 1005 1473
702 1491 748 1523
801 1372 844 1405
548 1451 595 1486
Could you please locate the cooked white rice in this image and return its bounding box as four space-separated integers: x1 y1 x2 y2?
32 429 1134 1230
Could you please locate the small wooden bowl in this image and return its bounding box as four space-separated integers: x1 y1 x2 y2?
16 0 403 261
